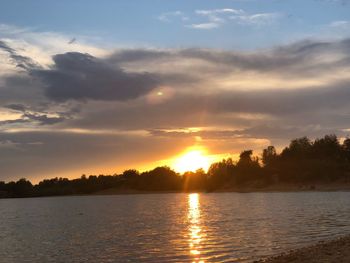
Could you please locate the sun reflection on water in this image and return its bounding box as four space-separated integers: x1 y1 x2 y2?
188 193 205 263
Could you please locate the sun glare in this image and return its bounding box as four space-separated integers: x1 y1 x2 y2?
173 149 212 173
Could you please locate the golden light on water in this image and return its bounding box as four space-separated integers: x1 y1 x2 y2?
188 193 205 263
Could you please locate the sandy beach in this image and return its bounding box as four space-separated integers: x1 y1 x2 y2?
257 235 350 263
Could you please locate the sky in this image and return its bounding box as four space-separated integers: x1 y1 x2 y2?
0 0 350 182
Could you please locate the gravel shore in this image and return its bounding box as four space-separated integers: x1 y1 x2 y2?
256 235 350 263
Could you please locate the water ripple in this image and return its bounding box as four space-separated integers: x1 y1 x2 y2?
1 192 350 262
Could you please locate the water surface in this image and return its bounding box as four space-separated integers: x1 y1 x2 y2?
1 192 350 262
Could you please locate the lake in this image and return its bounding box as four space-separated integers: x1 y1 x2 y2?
1 192 350 262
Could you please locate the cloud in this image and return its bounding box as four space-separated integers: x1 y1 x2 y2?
1 103 75 127
195 8 244 16
187 22 221 29
106 38 350 80
0 110 67 127
2 37 350 119
159 8 282 30
22 112 66 125
5 103 27 112
188 8 244 30
0 40 40 70
32 52 160 101
0 23 108 67
2 36 350 103
49 38 350 139
66 79 350 133
230 13 281 26
329 20 350 30
0 118 30 126
157 11 189 22
148 124 343 142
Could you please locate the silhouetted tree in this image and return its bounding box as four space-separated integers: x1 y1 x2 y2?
312 134 341 160
236 150 262 185
11 178 33 197
207 158 235 190
262 146 277 166
342 137 350 161
122 169 139 178
139 166 181 191
281 137 312 159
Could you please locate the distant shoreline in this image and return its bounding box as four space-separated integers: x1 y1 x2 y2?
256 235 350 263
93 183 350 195
2 183 350 199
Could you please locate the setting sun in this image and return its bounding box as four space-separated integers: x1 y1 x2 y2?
173 148 212 173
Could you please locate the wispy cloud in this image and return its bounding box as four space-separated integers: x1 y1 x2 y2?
195 8 244 16
329 20 350 29
157 11 189 22
317 20 350 39
186 22 221 30
230 13 282 26
158 8 282 30
0 23 107 67
187 8 245 30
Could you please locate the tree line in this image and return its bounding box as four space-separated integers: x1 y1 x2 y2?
1 134 350 198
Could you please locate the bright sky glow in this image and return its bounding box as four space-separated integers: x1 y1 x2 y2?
172 147 214 173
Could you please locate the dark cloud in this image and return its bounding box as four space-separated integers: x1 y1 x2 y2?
108 49 171 64
2 103 68 126
0 118 30 125
107 38 350 76
33 52 160 101
0 114 65 126
5 103 27 112
23 112 66 125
